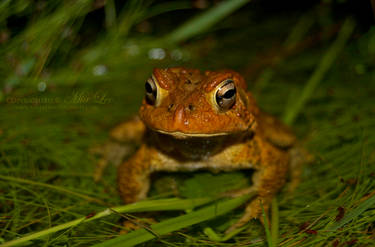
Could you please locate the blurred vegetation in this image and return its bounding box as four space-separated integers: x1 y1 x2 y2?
0 0 375 246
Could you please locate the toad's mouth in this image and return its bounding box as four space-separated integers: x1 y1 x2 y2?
153 129 232 139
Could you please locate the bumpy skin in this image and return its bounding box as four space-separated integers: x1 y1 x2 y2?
116 67 303 232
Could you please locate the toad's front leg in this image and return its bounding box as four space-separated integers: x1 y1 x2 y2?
226 137 289 233
117 144 153 203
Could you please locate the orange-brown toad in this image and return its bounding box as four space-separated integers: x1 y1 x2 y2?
113 67 306 232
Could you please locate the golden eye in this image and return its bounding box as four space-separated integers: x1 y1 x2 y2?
215 79 236 111
145 77 157 105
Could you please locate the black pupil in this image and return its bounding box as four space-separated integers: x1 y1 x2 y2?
145 82 153 93
223 88 236 99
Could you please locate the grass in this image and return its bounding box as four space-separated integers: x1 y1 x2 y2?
0 197 217 247
1 0 375 246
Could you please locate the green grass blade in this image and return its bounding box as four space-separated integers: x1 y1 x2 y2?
143 1 192 20
327 193 375 231
0 175 104 205
261 203 274 247
271 198 279 246
93 193 255 247
164 0 251 43
283 18 355 125
203 225 248 242
0 198 214 247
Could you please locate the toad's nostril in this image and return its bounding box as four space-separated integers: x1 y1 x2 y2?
168 104 174 112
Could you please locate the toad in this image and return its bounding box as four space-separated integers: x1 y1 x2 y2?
106 67 307 232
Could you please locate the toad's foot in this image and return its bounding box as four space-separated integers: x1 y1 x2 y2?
225 196 269 234
119 216 157 234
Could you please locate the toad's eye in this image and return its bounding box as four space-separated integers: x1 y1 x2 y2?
215 79 236 111
145 77 157 105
